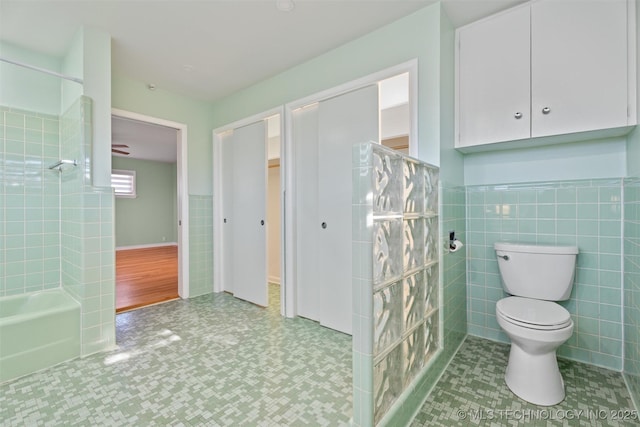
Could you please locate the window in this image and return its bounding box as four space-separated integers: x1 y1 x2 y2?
111 169 136 198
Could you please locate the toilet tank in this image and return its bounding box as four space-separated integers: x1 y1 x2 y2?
494 242 578 301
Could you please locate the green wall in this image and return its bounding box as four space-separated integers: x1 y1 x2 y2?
111 75 213 195
210 3 448 169
113 156 177 248
0 41 65 115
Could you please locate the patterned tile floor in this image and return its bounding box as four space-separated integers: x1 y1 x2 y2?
4 291 638 427
0 285 353 426
412 336 639 427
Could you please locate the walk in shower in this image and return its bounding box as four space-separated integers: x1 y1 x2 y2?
0 58 115 382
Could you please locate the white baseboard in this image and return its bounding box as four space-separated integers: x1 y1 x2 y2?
116 242 178 251
268 275 281 285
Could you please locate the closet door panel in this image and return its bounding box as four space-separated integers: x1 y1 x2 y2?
317 85 379 334
221 132 234 293
293 104 321 321
231 121 268 307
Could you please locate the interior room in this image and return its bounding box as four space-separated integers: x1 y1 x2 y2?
0 0 639 426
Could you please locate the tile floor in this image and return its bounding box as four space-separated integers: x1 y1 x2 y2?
411 336 639 427
2 289 638 426
0 285 353 426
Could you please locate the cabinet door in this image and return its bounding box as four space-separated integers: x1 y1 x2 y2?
531 0 629 138
457 6 531 147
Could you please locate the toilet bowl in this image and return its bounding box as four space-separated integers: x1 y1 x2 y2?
494 242 578 406
496 296 574 406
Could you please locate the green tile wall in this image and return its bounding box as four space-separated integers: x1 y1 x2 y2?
624 177 640 408
466 179 624 370
441 183 467 352
60 97 115 356
189 195 213 297
1 106 61 296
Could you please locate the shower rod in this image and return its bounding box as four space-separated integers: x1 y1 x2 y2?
0 57 83 84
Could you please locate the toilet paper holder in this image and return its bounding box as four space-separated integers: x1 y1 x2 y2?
448 231 464 253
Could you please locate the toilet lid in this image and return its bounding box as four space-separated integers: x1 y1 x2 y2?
497 297 572 330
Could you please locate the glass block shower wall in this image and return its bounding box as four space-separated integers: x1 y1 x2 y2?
352 142 440 426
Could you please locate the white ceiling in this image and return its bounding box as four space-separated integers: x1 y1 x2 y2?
0 0 526 103
1 0 526 162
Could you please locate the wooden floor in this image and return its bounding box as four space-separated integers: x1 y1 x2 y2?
116 245 179 313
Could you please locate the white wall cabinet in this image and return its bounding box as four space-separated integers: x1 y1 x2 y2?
456 0 636 151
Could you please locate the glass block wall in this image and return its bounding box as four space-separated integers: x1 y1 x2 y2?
352 142 440 426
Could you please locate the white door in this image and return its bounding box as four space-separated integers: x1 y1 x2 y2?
457 5 530 147
295 85 379 335
293 103 321 321
227 121 268 306
221 131 235 294
531 0 628 138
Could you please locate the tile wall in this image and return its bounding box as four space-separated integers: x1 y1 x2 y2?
352 143 440 426
0 98 115 357
189 195 214 297
59 97 115 356
624 177 640 407
0 106 61 295
466 178 624 370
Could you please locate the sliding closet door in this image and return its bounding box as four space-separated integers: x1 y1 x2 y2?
221 131 235 294
294 85 379 334
317 85 379 334
293 104 321 321
230 121 268 307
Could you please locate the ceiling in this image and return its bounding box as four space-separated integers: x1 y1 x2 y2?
0 0 525 103
1 0 526 162
112 116 178 163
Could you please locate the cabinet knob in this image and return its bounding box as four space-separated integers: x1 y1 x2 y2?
542 107 551 115
514 112 523 119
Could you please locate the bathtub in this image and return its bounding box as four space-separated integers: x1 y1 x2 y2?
0 289 80 383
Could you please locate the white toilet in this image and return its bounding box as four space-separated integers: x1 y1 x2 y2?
494 242 578 406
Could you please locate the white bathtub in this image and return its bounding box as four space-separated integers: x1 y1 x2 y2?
0 289 81 383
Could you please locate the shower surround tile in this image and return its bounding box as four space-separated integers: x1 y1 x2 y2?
0 106 61 296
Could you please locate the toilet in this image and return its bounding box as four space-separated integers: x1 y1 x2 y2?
494 242 578 406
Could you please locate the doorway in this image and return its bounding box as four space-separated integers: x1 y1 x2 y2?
111 109 190 311
213 107 285 313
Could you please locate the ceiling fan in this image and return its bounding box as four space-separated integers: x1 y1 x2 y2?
112 144 130 155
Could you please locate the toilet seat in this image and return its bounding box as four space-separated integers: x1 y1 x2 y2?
497 296 572 331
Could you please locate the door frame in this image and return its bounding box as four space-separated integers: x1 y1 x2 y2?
282 59 418 318
212 106 285 313
111 108 190 298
